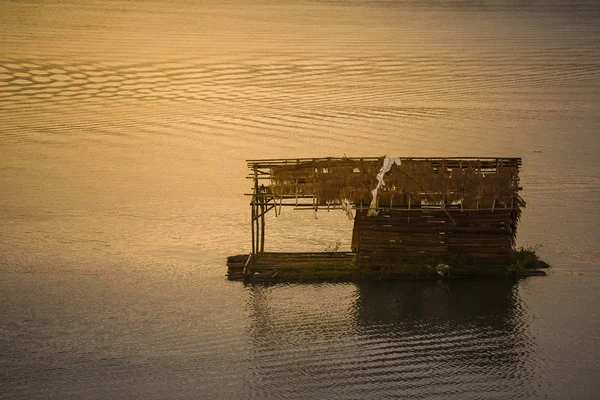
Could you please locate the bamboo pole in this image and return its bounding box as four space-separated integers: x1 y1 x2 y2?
252 166 259 263
255 206 259 257
246 201 513 212
247 156 521 164
251 199 255 257
260 202 265 253
255 206 260 256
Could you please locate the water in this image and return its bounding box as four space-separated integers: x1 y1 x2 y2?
1 0 599 398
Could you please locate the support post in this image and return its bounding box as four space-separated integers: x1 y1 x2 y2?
251 165 259 266
251 197 255 257
255 206 259 256
260 202 265 253
253 165 261 257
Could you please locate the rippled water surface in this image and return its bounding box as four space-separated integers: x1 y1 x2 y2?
1 0 599 398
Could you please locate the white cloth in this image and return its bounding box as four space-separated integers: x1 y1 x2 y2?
368 156 402 216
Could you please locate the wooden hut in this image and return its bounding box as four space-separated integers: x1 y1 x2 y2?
227 156 544 281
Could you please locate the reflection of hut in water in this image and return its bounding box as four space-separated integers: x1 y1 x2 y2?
243 281 528 397
227 157 546 280
355 280 519 329
353 280 527 386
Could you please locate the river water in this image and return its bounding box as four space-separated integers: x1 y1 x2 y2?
1 0 599 398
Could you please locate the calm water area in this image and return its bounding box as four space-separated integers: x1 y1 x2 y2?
1 0 599 398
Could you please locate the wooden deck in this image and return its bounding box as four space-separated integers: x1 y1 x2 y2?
226 251 546 282
226 252 357 281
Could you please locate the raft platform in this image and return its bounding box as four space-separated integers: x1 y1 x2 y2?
226 251 547 282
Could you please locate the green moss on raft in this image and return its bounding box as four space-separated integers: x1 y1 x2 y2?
357 260 439 278
257 247 547 281
297 260 359 281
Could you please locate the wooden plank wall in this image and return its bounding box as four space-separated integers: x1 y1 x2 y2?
447 211 513 264
354 210 512 264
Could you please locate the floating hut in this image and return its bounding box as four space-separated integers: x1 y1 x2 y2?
227 156 546 281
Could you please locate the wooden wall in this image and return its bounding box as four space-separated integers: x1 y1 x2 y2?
353 209 513 264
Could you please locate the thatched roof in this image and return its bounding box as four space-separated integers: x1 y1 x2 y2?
251 157 523 210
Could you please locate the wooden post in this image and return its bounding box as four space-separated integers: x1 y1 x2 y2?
260 202 265 253
255 208 260 256
252 165 259 263
251 198 255 257
255 204 259 255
